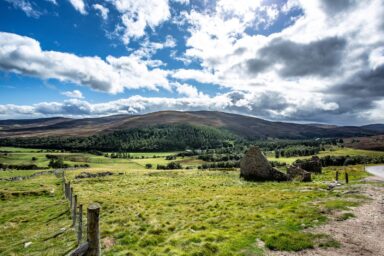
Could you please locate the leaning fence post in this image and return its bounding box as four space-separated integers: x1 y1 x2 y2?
335 170 339 181
72 195 77 227
77 204 83 245
345 172 349 184
86 203 101 256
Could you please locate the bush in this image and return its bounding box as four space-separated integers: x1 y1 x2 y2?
48 158 70 169
145 163 153 169
157 162 182 170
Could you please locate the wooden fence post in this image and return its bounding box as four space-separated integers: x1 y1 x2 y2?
77 204 83 245
86 203 101 256
345 172 349 184
62 172 65 197
335 170 339 181
65 183 68 199
70 187 74 209
67 183 70 200
72 195 77 227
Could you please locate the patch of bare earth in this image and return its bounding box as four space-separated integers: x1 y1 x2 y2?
268 183 384 256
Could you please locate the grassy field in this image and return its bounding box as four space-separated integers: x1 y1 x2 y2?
1 146 380 255
0 174 76 255
268 147 384 164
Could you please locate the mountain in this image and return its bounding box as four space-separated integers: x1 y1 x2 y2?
360 124 384 133
0 111 382 140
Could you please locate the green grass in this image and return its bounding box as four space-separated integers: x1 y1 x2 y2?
0 169 45 179
61 167 367 255
268 147 384 164
0 174 76 255
0 146 43 152
0 146 381 255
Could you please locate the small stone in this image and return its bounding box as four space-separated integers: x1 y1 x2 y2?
24 242 32 248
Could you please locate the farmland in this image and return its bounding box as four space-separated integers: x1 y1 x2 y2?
0 146 382 255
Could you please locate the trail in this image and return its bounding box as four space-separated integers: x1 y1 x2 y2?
365 165 384 180
267 184 384 256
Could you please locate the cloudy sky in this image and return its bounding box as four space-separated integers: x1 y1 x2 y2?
0 0 383 125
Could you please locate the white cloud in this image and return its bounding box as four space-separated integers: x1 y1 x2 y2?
174 83 204 98
164 35 176 48
61 90 84 99
93 3 109 20
0 32 170 94
68 0 87 15
0 90 348 123
167 0 384 123
4 0 41 18
111 0 171 44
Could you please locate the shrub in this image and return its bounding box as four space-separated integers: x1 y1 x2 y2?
157 162 182 170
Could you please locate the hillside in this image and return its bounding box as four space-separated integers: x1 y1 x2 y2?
0 111 383 140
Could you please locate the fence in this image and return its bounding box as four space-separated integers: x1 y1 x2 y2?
62 171 101 256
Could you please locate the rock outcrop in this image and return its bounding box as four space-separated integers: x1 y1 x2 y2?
295 156 322 173
240 146 288 181
287 165 312 182
75 171 122 179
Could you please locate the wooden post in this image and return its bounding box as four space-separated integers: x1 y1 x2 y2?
72 195 77 227
86 203 101 256
68 182 71 201
335 170 339 181
62 172 65 197
64 182 67 198
70 187 74 209
77 204 83 245
345 172 349 184
65 183 69 199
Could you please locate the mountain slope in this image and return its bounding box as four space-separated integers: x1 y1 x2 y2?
0 110 382 140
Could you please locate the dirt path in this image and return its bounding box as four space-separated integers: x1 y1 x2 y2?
366 165 384 179
268 183 384 256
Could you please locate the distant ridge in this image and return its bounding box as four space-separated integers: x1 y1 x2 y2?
0 111 383 139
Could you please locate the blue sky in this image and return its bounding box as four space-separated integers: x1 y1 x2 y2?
0 0 384 125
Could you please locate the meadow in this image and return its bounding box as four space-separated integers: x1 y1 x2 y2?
0 146 382 255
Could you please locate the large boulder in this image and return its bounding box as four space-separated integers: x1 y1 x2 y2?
295 156 322 173
287 165 312 182
240 146 288 181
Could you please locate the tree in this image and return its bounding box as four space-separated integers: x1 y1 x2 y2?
48 158 69 168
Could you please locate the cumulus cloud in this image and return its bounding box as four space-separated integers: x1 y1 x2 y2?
168 0 384 124
0 90 346 123
68 0 87 15
61 90 84 99
2 0 384 124
245 36 347 77
112 0 170 44
174 83 204 98
93 3 109 20
0 32 170 93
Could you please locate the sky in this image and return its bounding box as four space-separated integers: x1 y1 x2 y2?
0 0 383 125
